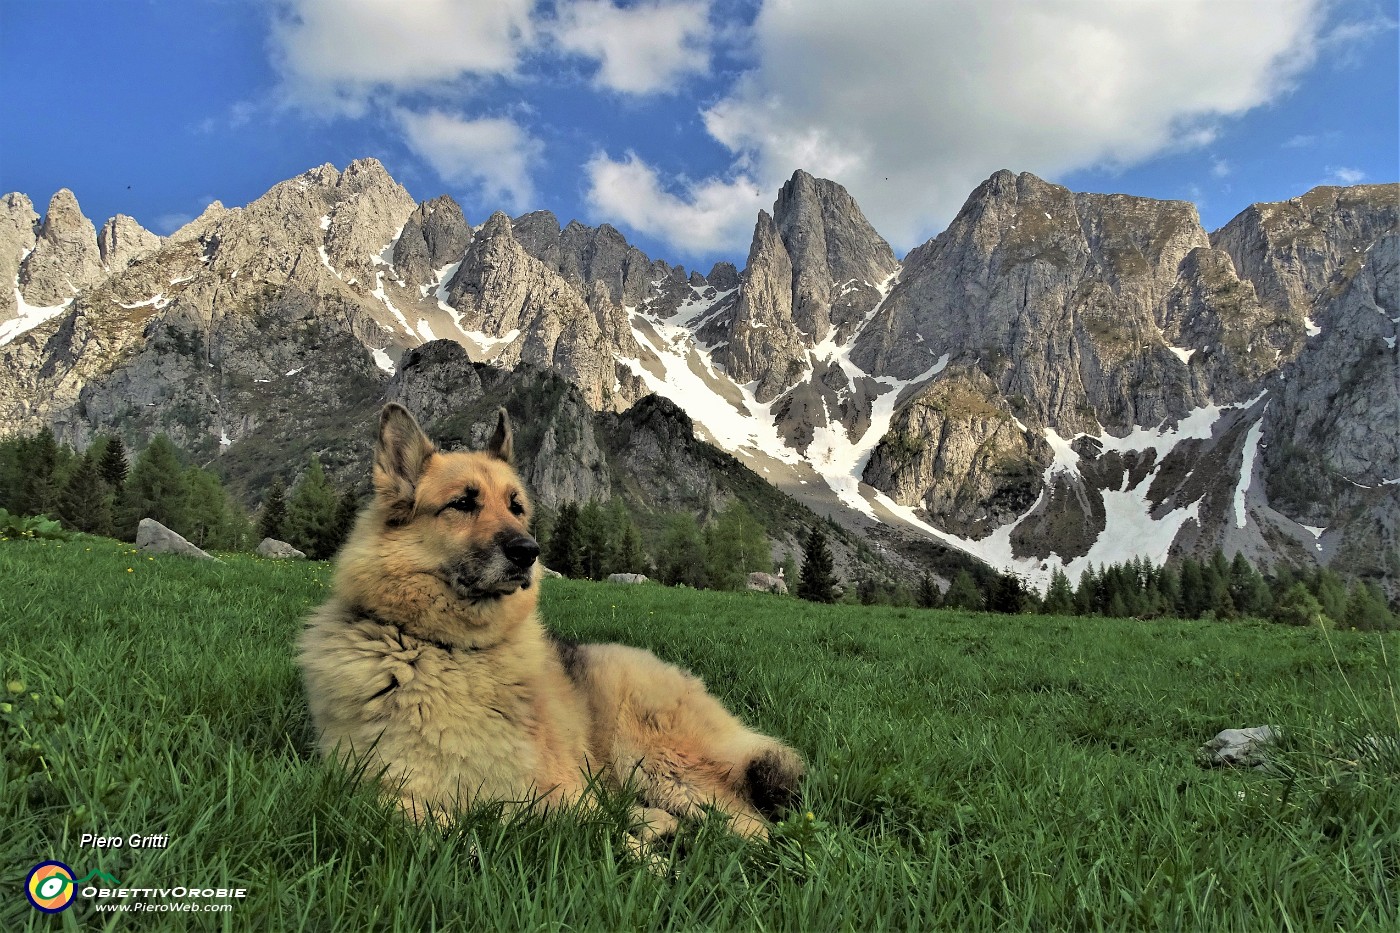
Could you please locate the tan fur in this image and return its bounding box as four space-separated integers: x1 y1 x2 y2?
299 405 803 839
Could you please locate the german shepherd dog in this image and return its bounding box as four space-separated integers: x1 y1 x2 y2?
298 404 803 844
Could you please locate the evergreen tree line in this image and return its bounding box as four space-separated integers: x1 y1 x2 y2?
539 498 778 590
918 552 1394 630
0 429 361 560
0 429 250 549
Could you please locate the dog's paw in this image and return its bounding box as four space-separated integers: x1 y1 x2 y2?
742 745 805 820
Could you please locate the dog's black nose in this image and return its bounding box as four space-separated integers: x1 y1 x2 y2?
503 535 539 569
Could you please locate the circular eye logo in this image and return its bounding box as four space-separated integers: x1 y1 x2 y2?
26 861 76 913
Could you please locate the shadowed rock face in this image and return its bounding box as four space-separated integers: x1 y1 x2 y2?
1 160 1393 592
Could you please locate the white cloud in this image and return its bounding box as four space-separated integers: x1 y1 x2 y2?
683 0 1327 250
584 152 768 258
551 0 711 94
1325 166 1367 185
1211 158 1232 178
398 110 543 211
271 0 536 113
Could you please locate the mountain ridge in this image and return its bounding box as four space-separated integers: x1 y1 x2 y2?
2 160 1395 592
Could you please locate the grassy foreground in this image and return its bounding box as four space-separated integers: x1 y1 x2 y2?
2 534 1396 931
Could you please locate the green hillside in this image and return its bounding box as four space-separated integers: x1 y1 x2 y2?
2 534 1396 931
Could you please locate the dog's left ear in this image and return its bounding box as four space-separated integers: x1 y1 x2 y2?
375 403 435 523
486 407 513 464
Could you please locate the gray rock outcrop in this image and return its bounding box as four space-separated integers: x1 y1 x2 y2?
256 537 306 559
1199 726 1279 769
0 192 40 320
98 215 162 272
136 518 218 560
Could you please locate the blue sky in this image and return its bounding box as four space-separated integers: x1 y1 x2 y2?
2 0 1395 272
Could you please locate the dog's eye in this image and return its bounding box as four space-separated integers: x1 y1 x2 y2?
441 488 480 514
508 494 526 517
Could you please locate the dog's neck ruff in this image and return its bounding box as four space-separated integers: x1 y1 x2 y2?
350 606 491 654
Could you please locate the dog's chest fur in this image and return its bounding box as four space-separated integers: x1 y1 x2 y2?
300 605 591 810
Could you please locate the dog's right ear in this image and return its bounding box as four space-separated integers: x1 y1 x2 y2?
375 404 435 524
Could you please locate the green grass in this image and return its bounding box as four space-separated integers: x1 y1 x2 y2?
2 534 1397 931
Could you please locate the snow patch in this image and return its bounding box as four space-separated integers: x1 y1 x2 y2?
117 293 168 310
1 288 72 346
1234 415 1265 528
1169 346 1196 364
1304 316 1321 337
416 319 437 342
372 347 396 373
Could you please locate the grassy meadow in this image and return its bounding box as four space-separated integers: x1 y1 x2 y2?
2 533 1397 931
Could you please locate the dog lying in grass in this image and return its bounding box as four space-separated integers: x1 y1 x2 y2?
298 403 803 844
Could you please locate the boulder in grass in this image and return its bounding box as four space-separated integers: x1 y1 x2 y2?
540 566 564 579
136 518 219 561
1199 725 1280 768
607 573 649 584
256 537 306 560
747 571 788 595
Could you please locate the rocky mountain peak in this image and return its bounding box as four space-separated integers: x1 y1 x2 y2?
0 192 40 320
18 188 104 307
773 168 900 341
98 214 162 272
169 201 230 242
1210 183 1399 325
391 194 470 286
511 213 663 310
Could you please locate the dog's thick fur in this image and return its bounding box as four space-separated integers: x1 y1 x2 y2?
298 404 803 841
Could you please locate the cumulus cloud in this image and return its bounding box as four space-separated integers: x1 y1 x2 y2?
584 152 768 257
398 110 543 211
270 0 537 114
551 0 711 94
683 0 1328 250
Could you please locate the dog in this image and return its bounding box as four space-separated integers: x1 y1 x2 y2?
298 403 803 844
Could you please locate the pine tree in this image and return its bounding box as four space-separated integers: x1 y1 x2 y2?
942 570 985 611
285 457 340 559
0 435 22 513
1042 568 1075 615
1272 582 1329 628
658 512 707 588
577 499 609 580
1227 552 1270 618
614 521 648 576
1178 559 1208 618
1313 569 1348 622
1343 582 1393 631
703 500 769 591
1156 566 1181 618
97 434 129 492
57 451 113 536
1075 566 1100 616
780 551 799 590
258 478 288 542
183 465 229 546
18 428 61 518
796 525 837 603
331 488 360 553
989 573 1027 614
545 502 582 578
916 571 940 609
117 435 190 540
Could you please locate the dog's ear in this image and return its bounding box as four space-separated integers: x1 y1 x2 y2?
486 407 513 464
375 404 435 522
